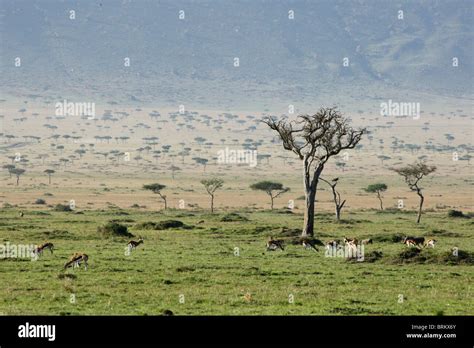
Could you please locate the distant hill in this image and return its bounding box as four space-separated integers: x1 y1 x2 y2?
0 0 472 109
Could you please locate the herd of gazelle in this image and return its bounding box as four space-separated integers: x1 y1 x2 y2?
31 237 145 271
266 235 437 253
32 234 435 268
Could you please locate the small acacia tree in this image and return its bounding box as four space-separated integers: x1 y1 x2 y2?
319 177 346 221
44 169 55 184
365 183 387 210
11 168 25 186
250 181 289 210
392 162 436 223
201 178 224 213
143 183 167 210
263 107 364 236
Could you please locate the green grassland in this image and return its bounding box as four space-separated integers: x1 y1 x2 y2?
0 208 472 315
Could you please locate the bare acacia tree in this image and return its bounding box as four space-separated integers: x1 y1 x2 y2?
392 162 436 223
319 177 345 221
263 107 364 236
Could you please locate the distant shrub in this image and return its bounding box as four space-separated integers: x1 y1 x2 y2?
346 251 383 263
135 221 159 230
363 251 384 263
275 208 294 214
220 213 249 222
35 198 46 205
390 248 473 265
2 203 13 208
439 250 474 265
370 234 404 243
156 220 187 229
43 192 54 196
448 210 469 218
53 204 72 212
135 220 187 230
98 222 133 237
395 248 424 263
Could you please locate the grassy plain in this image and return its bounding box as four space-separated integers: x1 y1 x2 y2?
0 208 472 315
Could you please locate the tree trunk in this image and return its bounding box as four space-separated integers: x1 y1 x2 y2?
336 199 346 221
377 191 383 210
330 184 339 220
302 189 316 236
302 164 324 237
211 194 214 213
16 176 19 186
157 192 167 210
270 195 274 210
416 189 424 223
48 175 51 184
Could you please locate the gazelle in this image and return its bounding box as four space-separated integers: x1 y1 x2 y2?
325 240 340 251
343 237 358 246
266 237 284 251
64 253 89 270
361 238 373 245
302 238 318 252
343 237 358 254
33 242 54 257
424 239 437 248
127 237 144 252
402 236 425 249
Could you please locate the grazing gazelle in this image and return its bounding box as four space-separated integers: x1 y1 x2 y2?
127 237 144 252
343 237 358 246
266 237 284 251
402 236 425 249
325 240 340 250
64 253 89 270
33 242 54 257
361 238 373 245
302 238 318 252
424 239 437 248
343 237 358 255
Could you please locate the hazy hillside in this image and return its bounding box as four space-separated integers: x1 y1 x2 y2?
0 0 472 108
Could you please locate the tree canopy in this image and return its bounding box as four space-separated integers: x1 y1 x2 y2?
365 183 388 193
